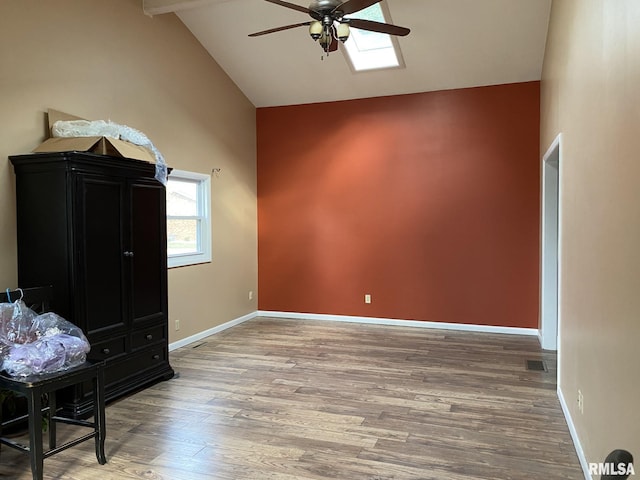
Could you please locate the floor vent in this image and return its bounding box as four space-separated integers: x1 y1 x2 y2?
526 359 547 372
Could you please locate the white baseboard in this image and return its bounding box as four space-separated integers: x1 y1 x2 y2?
557 385 591 480
168 310 258 351
257 310 538 336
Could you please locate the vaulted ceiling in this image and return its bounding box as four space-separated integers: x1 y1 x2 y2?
143 0 552 107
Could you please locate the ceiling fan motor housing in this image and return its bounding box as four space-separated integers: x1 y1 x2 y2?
311 0 344 14
308 0 347 21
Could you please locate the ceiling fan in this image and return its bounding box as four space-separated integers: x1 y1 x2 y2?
249 0 410 55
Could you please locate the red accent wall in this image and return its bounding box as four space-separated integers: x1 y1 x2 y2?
257 82 540 328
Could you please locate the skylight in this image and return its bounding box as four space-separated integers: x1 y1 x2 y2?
343 2 404 72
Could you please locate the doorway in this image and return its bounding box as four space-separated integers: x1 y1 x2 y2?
540 134 561 351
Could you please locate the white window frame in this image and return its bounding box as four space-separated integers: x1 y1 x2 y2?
166 169 211 268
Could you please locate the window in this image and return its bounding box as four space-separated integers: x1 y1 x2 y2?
166 169 211 268
343 1 405 72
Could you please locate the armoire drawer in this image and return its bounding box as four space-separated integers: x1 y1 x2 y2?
88 336 127 362
118 346 167 379
132 324 166 350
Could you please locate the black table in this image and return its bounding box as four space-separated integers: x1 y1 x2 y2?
0 360 106 480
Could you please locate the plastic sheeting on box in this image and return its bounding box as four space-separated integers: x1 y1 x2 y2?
52 118 168 185
0 300 90 377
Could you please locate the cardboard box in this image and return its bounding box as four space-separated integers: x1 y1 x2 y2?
32 109 156 163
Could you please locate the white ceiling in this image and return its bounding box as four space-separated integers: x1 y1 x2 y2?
146 0 551 108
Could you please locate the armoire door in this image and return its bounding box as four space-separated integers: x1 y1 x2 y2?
129 180 168 326
76 174 128 339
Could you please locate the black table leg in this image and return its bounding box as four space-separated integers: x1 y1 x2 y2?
94 364 107 465
27 388 44 480
47 392 56 450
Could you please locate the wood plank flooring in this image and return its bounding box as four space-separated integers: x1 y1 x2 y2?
0 318 583 479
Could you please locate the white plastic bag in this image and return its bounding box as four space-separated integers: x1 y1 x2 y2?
0 302 90 377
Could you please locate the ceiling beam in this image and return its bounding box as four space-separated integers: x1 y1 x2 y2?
143 0 228 16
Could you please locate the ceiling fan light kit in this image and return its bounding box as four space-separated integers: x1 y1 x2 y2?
336 22 350 42
309 20 323 40
250 0 410 58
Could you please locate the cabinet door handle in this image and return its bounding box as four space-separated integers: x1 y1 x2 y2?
102 348 111 355
146 334 153 341
152 354 160 360
123 251 134 257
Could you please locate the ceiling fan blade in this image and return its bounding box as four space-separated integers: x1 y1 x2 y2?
262 0 310 14
248 21 311 37
348 18 410 36
334 0 380 15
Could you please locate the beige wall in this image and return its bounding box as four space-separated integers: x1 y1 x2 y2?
0 0 257 343
542 0 640 471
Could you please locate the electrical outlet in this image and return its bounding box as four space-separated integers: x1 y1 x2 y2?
364 294 372 304
248 290 254 300
577 389 584 414
175 319 180 331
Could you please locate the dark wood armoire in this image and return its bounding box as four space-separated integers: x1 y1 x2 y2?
10 151 174 416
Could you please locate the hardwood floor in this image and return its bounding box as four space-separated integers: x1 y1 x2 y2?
0 318 582 479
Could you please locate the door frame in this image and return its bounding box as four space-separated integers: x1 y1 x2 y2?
540 133 562 352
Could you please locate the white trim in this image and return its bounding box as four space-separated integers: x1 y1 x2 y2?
556 136 564 385
540 133 562 351
168 311 258 351
557 385 592 480
257 311 538 336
